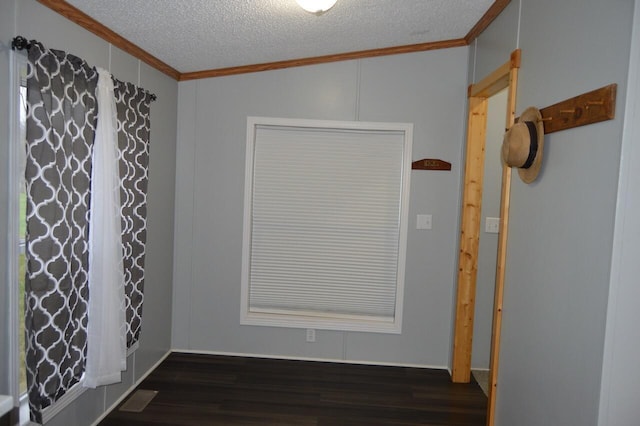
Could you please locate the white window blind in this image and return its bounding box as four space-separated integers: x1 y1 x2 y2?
241 117 412 333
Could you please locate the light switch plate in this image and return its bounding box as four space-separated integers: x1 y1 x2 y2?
417 214 432 230
485 217 500 233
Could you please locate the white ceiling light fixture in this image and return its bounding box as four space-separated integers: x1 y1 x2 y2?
296 0 338 14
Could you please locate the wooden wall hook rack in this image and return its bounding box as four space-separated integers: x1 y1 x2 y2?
412 158 451 171
532 84 617 134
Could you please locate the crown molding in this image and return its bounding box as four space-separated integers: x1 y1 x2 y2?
36 0 181 80
38 0 510 81
179 39 467 81
464 0 511 43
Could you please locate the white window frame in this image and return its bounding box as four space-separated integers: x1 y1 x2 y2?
240 117 413 334
6 46 25 422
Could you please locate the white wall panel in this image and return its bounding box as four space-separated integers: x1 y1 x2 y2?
173 48 469 367
45 387 104 426
470 0 635 425
104 355 135 411
135 61 178 379
109 45 140 86
184 61 360 361
473 0 520 84
16 0 109 72
351 48 468 365
598 3 640 423
172 80 198 349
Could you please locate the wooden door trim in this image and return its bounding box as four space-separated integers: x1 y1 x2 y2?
452 95 488 385
450 49 520 426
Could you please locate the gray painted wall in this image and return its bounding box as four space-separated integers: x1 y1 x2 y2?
470 0 635 424
598 1 640 423
0 0 15 403
3 0 636 424
472 89 507 370
172 47 471 367
0 1 178 424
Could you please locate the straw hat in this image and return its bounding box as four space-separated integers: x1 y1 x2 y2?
501 107 545 184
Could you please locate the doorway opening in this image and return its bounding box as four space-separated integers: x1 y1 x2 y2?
471 87 508 396
451 49 521 426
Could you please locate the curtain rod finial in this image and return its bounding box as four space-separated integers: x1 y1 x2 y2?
11 36 31 51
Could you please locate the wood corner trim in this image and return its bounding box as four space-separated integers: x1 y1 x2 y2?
464 0 512 43
510 49 521 69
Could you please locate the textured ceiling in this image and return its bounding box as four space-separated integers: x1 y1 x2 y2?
65 0 494 74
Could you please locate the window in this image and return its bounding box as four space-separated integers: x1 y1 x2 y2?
241 117 413 333
17 76 27 398
8 50 29 424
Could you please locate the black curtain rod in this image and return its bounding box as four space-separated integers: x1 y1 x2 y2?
11 35 157 102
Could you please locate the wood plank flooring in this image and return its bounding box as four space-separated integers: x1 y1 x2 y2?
100 353 487 426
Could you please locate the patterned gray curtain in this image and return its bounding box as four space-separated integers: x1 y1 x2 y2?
24 42 97 423
23 41 153 422
113 79 152 348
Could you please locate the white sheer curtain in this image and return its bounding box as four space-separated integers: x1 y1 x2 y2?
84 68 127 388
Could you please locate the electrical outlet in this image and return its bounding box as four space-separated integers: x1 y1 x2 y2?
306 328 316 342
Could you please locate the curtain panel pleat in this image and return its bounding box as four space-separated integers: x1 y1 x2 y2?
24 42 97 423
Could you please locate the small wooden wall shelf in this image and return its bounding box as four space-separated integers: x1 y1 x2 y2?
412 158 451 171
536 84 617 134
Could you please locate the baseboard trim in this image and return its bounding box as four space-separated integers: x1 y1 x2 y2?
171 348 447 371
90 350 172 426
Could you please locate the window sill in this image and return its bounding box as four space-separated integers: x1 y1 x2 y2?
241 311 402 334
36 343 139 424
0 395 12 418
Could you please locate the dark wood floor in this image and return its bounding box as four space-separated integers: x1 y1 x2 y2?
100 352 487 426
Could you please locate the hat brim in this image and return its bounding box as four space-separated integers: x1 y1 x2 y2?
516 107 544 184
